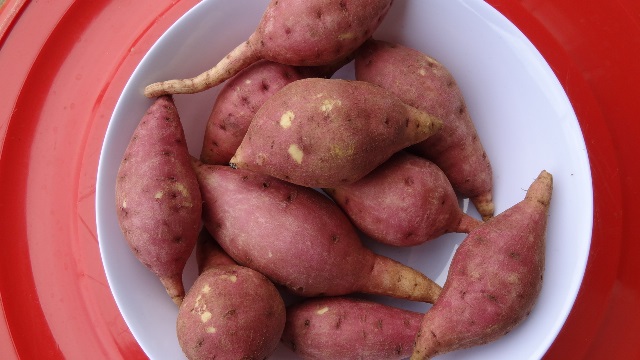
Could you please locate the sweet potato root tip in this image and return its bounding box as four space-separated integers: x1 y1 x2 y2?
143 40 260 98
470 191 495 221
525 170 553 206
362 255 442 304
160 275 185 306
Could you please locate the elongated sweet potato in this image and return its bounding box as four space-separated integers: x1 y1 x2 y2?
230 78 442 188
200 59 347 165
282 296 423 360
144 0 393 97
193 162 442 304
355 39 494 220
115 95 201 306
410 171 553 360
325 152 481 247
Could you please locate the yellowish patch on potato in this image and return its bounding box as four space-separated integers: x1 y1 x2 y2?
288 144 304 164
314 93 325 98
320 99 342 114
338 32 355 40
192 294 209 319
202 284 211 294
244 79 252 84
316 306 330 315
154 191 164 199
206 326 217 334
268 251 273 258
280 110 295 128
419 68 427 76
201 311 212 323
174 183 189 197
330 143 355 158
507 273 520 284
122 200 127 208
220 274 238 283
173 183 193 207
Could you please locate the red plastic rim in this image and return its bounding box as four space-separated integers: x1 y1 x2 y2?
1 0 639 359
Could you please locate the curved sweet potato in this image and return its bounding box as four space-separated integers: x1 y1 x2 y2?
115 95 201 306
355 39 494 220
193 162 442 304
144 0 392 97
410 171 552 359
282 296 422 360
229 78 442 188
325 152 481 247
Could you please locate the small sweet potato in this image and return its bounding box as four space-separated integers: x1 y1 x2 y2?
177 269 286 360
410 171 553 360
282 297 423 360
355 39 494 220
115 95 201 306
144 0 393 97
200 59 347 165
230 78 442 188
325 152 481 247
193 162 442 304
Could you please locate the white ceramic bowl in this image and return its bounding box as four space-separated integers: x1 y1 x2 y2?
96 0 593 358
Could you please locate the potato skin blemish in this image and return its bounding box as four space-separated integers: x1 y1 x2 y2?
280 110 295 128
288 144 304 164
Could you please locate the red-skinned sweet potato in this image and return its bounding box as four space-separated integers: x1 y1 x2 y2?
325 151 481 247
115 95 201 306
229 78 442 188
177 230 286 360
193 162 442 304
410 171 553 360
144 0 393 97
354 39 494 220
282 296 423 360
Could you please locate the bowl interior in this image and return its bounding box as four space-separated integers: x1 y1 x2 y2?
96 0 593 358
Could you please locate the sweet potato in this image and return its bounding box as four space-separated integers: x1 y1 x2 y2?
229 78 442 188
115 95 201 306
193 162 442 304
410 171 553 360
177 231 286 360
144 0 393 97
200 59 347 165
282 296 423 360
325 152 481 247
355 39 494 220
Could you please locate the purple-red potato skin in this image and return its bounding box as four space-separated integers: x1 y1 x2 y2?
200 60 346 165
354 39 494 220
115 95 201 306
193 163 442 303
229 78 442 188
144 0 393 97
411 171 553 360
325 152 481 247
282 297 422 360
176 265 286 360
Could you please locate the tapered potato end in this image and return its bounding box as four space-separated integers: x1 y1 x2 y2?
160 275 185 306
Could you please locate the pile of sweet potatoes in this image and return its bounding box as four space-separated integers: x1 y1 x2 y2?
114 1 555 359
